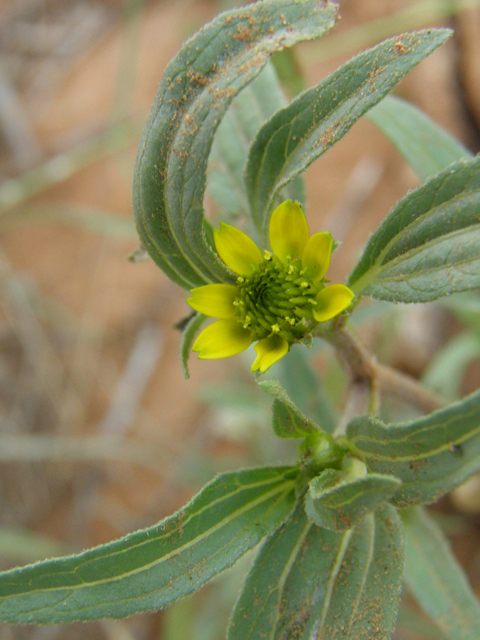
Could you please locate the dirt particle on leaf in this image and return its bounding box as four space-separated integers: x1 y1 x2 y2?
394 39 409 55
233 25 252 42
320 127 334 147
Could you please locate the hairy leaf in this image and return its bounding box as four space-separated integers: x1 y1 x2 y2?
258 379 321 438
133 0 338 290
404 507 480 640
245 29 451 238
305 466 401 531
348 157 480 302
0 467 297 623
347 389 480 506
367 95 471 180
228 502 404 639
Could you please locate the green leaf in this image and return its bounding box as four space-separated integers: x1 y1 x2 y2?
279 347 337 433
133 0 338 290
207 62 304 223
305 462 401 531
367 95 472 180
422 331 480 400
257 378 321 438
0 466 297 624
179 312 207 379
228 502 404 639
245 28 451 238
347 389 480 506
348 157 480 302
404 507 480 640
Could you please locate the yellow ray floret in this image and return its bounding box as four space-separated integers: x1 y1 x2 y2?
189 201 354 372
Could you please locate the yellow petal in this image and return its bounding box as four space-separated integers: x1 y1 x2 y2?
187 284 237 319
302 232 334 282
251 335 289 373
313 285 354 322
193 319 252 359
213 223 262 276
269 200 309 262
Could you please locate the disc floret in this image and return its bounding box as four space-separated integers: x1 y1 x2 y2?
234 252 323 343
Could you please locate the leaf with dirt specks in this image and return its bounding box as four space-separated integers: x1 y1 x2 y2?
227 502 404 640
347 389 480 506
133 0 338 290
305 467 401 531
0 467 297 624
347 156 480 303
245 29 451 239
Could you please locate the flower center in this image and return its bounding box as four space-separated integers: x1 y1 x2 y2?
233 253 324 342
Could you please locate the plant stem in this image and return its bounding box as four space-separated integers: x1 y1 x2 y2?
322 321 443 434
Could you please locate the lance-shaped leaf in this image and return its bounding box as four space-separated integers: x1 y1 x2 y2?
305 460 402 531
404 507 480 640
0 466 297 624
258 379 321 438
367 95 471 180
347 389 480 506
207 62 304 221
133 0 338 290
348 156 480 302
245 29 451 238
228 502 404 640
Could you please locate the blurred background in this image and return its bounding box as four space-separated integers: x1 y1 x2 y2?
0 0 480 638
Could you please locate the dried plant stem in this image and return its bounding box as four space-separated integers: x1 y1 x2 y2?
323 321 443 436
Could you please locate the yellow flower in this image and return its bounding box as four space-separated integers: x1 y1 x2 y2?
187 201 354 373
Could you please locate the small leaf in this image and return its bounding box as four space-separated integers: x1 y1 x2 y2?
257 378 321 438
404 507 480 640
228 502 404 639
367 95 472 180
245 29 452 238
133 0 338 290
0 466 297 623
347 389 480 506
305 463 402 531
348 156 480 302
179 312 207 379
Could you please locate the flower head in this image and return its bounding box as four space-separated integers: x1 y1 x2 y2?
188 201 354 373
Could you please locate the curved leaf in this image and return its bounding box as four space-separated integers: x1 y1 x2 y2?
179 312 207 379
347 389 480 506
133 0 338 290
305 467 401 531
228 502 404 639
0 466 297 624
245 29 451 238
348 156 480 302
367 95 471 180
257 378 321 438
